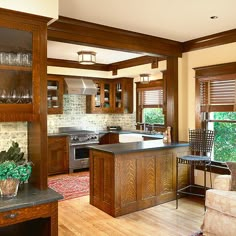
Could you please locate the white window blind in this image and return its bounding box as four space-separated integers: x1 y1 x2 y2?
200 78 236 112
138 89 163 108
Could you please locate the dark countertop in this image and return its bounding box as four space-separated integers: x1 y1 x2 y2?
0 184 63 213
89 140 189 154
48 130 163 139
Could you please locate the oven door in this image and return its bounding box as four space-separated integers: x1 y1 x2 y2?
69 142 99 172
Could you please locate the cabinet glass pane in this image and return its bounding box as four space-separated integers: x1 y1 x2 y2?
95 82 101 108
0 27 32 104
115 82 122 108
47 81 59 108
103 83 110 108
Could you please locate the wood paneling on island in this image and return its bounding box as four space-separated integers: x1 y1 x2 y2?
90 145 189 217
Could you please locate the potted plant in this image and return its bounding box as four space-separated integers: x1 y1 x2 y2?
0 141 32 198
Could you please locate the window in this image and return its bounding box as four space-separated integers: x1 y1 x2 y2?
195 62 236 163
136 80 165 126
206 112 236 162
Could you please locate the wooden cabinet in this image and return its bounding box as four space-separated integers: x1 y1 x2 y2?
86 79 113 113
48 136 69 175
113 78 133 113
86 77 133 114
47 75 64 114
99 133 119 144
0 10 48 122
0 8 59 236
90 146 190 217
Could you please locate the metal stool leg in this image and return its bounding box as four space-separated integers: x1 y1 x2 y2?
176 158 179 209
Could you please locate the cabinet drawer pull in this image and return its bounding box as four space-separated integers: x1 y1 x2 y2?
4 213 18 219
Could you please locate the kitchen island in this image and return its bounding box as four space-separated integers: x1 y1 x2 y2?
89 140 189 217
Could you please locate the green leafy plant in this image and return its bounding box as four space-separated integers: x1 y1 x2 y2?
0 161 32 182
0 141 25 165
0 141 32 182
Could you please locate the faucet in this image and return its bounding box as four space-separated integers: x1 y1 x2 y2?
143 123 146 131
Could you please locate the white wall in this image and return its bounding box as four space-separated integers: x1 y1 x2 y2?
178 42 236 141
0 0 58 19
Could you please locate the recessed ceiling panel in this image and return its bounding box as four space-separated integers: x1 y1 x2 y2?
47 41 142 64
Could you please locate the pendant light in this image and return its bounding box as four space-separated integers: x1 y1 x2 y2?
140 74 150 84
77 51 96 65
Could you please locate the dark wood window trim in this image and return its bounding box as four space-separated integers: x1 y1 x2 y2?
136 80 165 130
194 61 236 128
194 62 236 171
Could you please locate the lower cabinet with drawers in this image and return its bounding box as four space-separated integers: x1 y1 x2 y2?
48 136 69 175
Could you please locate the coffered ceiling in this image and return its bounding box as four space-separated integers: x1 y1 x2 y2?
48 0 236 77
58 0 236 42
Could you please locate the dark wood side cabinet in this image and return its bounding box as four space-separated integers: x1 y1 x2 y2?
47 75 64 114
86 77 133 114
48 136 69 175
0 185 62 236
90 146 189 217
0 8 60 236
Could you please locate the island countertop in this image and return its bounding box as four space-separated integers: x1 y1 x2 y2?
89 140 189 154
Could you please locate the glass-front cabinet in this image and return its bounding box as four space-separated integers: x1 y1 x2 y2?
0 19 42 121
114 80 123 112
47 75 64 114
86 78 133 114
87 79 113 113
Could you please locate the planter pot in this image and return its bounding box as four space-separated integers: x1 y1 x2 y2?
0 178 20 198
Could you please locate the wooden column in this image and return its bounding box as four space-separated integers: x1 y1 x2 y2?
163 56 179 142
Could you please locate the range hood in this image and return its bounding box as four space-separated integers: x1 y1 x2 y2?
64 78 97 95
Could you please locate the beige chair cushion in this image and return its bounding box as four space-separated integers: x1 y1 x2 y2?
206 189 236 217
201 208 236 236
213 175 231 191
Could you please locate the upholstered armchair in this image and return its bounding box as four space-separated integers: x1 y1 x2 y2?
201 174 236 236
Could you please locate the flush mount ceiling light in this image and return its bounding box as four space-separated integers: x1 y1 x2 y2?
140 74 150 84
77 51 96 65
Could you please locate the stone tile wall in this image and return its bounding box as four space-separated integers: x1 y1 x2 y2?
48 94 136 133
0 122 28 157
0 95 135 154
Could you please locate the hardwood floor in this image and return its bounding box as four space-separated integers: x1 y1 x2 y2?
58 196 205 236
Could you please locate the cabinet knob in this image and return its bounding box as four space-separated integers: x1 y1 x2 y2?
4 213 18 219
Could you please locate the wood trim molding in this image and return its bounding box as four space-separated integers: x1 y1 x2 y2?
194 61 236 78
183 29 236 52
0 7 52 24
48 16 182 57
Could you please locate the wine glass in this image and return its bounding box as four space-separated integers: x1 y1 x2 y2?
0 89 7 103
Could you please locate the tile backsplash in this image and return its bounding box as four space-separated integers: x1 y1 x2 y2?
0 122 28 157
0 95 135 154
47 94 136 133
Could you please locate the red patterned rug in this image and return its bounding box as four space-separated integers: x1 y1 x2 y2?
48 172 89 201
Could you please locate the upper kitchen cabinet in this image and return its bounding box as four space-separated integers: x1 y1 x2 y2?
113 78 133 113
86 77 133 114
0 9 49 122
47 75 64 114
86 79 113 113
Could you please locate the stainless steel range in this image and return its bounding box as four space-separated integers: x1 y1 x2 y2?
59 127 99 173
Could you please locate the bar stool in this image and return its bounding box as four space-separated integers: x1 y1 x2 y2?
176 129 215 209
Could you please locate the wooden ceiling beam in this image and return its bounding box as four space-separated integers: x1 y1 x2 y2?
48 16 182 58
47 56 164 72
183 29 236 52
47 58 109 71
